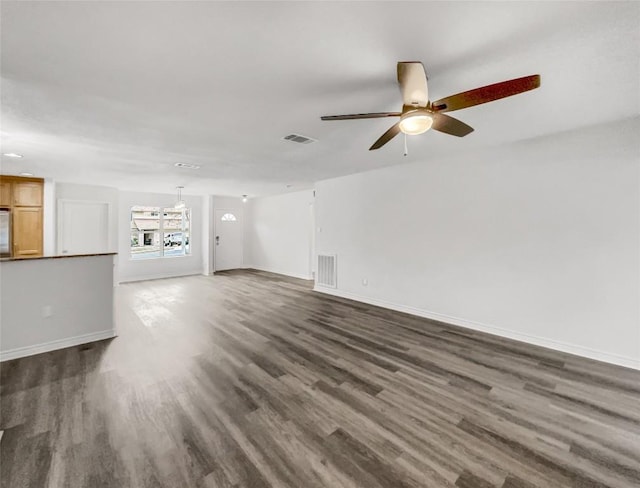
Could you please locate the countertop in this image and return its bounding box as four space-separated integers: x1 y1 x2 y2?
0 252 117 262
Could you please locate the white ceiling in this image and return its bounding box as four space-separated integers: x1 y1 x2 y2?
1 1 638 197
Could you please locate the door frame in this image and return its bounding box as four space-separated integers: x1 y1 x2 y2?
213 207 243 272
57 199 112 255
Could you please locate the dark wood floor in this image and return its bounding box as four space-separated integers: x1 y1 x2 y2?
2 270 639 487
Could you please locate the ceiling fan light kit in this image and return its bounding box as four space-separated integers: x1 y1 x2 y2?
399 112 433 135
321 62 540 151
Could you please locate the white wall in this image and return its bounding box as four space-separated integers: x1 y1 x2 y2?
0 254 115 361
118 191 203 283
314 117 640 369
202 195 213 275
244 190 315 279
43 178 56 255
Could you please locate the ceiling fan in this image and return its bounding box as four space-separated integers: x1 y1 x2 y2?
321 62 540 150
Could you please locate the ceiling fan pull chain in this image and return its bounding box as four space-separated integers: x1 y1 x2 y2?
404 133 408 157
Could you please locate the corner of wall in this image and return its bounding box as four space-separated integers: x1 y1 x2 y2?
43 178 56 255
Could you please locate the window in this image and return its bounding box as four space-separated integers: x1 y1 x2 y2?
220 213 237 221
130 206 191 259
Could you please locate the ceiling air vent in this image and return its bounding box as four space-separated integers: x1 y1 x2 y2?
174 162 200 169
283 133 317 144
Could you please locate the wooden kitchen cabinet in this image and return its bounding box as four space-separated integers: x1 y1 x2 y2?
0 180 11 207
13 181 43 206
13 206 43 256
0 175 44 257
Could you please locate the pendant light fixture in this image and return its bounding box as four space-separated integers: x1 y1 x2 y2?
175 186 186 209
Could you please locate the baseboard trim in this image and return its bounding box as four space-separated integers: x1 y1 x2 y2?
245 265 313 281
119 271 202 284
314 286 640 371
0 329 117 362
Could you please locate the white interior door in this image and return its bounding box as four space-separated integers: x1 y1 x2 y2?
214 208 242 271
58 200 110 255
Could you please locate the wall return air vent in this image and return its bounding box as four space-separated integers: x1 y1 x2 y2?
317 254 337 288
283 133 317 144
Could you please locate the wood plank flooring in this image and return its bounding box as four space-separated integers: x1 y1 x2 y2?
1 269 639 487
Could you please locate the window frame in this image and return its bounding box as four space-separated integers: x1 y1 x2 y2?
130 206 192 260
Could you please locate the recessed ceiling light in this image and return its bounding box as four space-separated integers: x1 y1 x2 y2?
242 195 248 203
3 153 23 158
19 172 34 176
174 162 200 169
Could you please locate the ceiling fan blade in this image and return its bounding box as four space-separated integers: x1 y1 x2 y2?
432 74 541 113
321 112 401 121
369 122 402 150
397 61 428 108
431 112 474 137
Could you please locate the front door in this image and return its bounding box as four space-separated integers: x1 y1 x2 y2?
214 209 242 271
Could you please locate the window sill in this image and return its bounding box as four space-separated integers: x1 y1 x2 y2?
129 254 194 262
